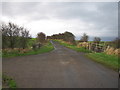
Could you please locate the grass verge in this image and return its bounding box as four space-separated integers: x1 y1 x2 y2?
54 40 91 53
2 74 17 88
86 52 119 71
2 41 54 58
54 39 119 71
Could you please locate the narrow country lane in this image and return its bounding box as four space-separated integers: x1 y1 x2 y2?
3 41 118 88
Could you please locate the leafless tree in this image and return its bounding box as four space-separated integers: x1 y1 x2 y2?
20 29 30 49
113 37 120 48
93 37 101 43
1 22 30 49
80 33 89 42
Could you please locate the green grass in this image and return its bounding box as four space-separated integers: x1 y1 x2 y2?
2 41 54 58
27 38 36 49
86 52 119 71
54 40 91 53
2 74 17 88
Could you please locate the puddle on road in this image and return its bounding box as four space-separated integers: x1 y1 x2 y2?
60 61 70 65
60 59 75 65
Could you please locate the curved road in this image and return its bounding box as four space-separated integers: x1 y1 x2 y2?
3 41 118 88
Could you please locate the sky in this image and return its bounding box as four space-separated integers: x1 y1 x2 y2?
1 1 118 41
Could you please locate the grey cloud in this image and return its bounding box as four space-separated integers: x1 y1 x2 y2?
53 2 117 31
2 2 39 16
2 2 118 40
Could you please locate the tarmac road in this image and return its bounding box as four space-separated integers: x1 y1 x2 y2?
3 41 118 88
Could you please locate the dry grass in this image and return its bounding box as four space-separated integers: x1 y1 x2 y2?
77 42 89 48
3 48 32 54
77 42 120 56
104 46 120 56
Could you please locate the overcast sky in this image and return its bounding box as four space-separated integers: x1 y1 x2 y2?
1 2 118 41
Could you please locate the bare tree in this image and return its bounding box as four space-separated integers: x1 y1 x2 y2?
1 22 30 49
113 37 120 48
93 37 101 43
7 23 21 48
80 33 89 42
1 23 9 49
20 29 30 49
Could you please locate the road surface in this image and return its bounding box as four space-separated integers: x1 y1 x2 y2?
3 41 118 88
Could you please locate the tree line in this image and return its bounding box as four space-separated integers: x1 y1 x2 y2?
47 32 120 48
47 31 75 44
47 32 101 44
1 22 119 49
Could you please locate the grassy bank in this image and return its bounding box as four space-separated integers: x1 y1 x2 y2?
2 41 54 58
55 40 91 53
86 53 119 71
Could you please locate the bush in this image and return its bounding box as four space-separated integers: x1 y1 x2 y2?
1 22 31 49
2 74 17 88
